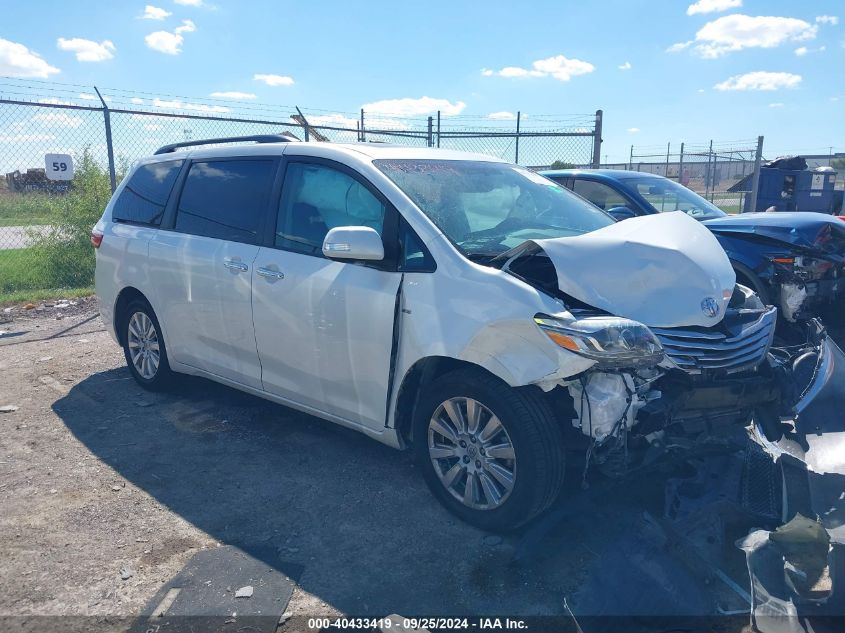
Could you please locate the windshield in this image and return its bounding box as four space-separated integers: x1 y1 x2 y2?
630 176 726 220
375 159 614 257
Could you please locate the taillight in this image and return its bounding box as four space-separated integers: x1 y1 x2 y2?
90 229 103 248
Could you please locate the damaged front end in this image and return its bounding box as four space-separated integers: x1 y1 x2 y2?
495 213 841 483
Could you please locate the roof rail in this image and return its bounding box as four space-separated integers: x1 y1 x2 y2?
153 134 293 155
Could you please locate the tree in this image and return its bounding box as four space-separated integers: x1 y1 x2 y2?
831 157 845 171
549 160 576 170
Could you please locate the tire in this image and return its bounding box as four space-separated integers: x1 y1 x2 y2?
121 298 175 391
412 367 565 532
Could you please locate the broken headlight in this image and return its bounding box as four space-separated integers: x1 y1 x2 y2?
534 314 665 368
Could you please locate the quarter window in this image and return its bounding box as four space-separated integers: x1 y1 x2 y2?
112 160 183 226
275 162 386 255
175 160 275 244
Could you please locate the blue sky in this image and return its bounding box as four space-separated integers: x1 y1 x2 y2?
1 0 843 162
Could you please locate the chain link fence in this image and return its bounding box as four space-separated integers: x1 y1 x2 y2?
606 138 765 214
0 81 600 300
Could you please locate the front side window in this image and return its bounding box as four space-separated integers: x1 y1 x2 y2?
375 159 612 258
630 176 726 220
572 179 630 211
175 159 275 244
112 160 183 226
275 162 386 255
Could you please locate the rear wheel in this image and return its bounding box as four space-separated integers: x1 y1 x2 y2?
413 368 565 532
121 299 175 391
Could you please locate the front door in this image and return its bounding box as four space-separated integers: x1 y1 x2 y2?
251 159 401 430
148 157 277 389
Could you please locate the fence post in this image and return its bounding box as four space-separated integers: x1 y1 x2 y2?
748 135 764 214
94 86 116 192
705 139 713 200
678 142 685 185
628 145 633 171
360 109 366 142
295 106 310 142
591 109 603 168
427 116 433 147
665 142 671 178
436 111 441 148
515 111 521 165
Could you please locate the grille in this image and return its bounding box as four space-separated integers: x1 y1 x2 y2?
651 307 777 374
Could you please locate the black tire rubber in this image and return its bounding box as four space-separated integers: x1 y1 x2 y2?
121 298 175 391
412 367 565 532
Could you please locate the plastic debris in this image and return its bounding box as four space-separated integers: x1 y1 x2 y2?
234 585 253 598
0 405 19 413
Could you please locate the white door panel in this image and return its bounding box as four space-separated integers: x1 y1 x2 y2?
148 232 262 388
252 248 401 429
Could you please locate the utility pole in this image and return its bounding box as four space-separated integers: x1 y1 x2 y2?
591 110 603 168
748 135 764 214
94 86 116 192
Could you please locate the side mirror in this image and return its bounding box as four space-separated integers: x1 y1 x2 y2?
322 226 384 261
606 206 637 221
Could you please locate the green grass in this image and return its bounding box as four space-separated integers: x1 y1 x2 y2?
0 247 92 304
0 191 58 226
0 285 93 307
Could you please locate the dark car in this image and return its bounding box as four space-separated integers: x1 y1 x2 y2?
542 169 845 321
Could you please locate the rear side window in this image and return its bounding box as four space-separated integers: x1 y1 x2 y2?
112 160 183 226
174 159 275 244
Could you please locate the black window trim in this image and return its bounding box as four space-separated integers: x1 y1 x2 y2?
161 155 281 247
112 158 187 228
269 155 404 272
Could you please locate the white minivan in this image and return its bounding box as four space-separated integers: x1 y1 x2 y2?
94 136 840 531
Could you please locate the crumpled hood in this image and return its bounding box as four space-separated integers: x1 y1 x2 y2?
531 212 736 328
702 212 845 255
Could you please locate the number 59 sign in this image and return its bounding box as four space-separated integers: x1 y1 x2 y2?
45 153 74 181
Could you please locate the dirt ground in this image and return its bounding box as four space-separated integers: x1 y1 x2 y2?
0 298 837 631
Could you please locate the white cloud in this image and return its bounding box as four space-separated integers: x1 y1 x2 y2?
209 91 257 99
628 127 640 133
668 15 817 58
175 0 203 5
362 96 466 117
618 61 632 70
303 113 360 128
714 71 802 91
816 15 839 25
152 98 229 113
78 92 96 100
769 102 784 107
37 97 71 105
31 112 83 128
141 5 171 20
253 73 295 86
56 38 115 62
795 46 808 56
487 111 517 120
131 97 144 105
0 38 60 78
687 0 742 16
483 54 595 81
145 20 195 55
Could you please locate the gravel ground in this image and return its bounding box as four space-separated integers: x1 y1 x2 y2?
1 297 841 631
1 299 651 629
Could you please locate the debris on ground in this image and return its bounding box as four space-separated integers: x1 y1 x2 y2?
0 405 19 413
234 585 253 598
121 567 135 581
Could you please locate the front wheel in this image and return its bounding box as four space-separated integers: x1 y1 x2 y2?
413 368 565 532
121 299 175 391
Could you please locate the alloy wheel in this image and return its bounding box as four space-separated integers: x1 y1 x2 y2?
428 397 516 510
127 311 160 380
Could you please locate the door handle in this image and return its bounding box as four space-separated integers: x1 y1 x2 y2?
223 259 249 272
256 267 285 280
